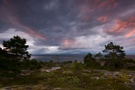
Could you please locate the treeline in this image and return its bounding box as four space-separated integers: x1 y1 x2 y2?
0 36 42 78
83 42 135 70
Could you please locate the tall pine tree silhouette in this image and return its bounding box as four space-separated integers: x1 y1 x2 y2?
3 35 31 60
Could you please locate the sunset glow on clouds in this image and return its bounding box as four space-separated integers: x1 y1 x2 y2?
105 16 135 38
0 0 135 54
97 16 108 22
0 0 46 40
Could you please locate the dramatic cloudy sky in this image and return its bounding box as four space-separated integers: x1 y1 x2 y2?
0 0 135 54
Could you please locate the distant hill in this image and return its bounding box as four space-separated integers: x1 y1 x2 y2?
126 55 135 59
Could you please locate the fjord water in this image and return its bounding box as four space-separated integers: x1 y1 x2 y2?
31 54 85 62
31 54 135 62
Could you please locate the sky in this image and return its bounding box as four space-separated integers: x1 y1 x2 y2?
0 0 135 55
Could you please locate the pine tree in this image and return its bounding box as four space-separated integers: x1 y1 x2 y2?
103 42 125 69
3 35 31 60
103 42 125 60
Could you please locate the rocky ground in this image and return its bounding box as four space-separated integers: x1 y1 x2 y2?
0 67 135 90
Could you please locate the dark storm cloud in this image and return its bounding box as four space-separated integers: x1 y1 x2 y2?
31 48 49 54
0 23 9 32
8 0 78 30
0 39 4 44
0 0 135 54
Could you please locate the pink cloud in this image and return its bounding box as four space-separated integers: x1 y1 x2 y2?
95 0 118 9
97 16 108 22
105 16 135 37
0 0 46 40
62 39 74 48
110 20 128 32
78 0 118 22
